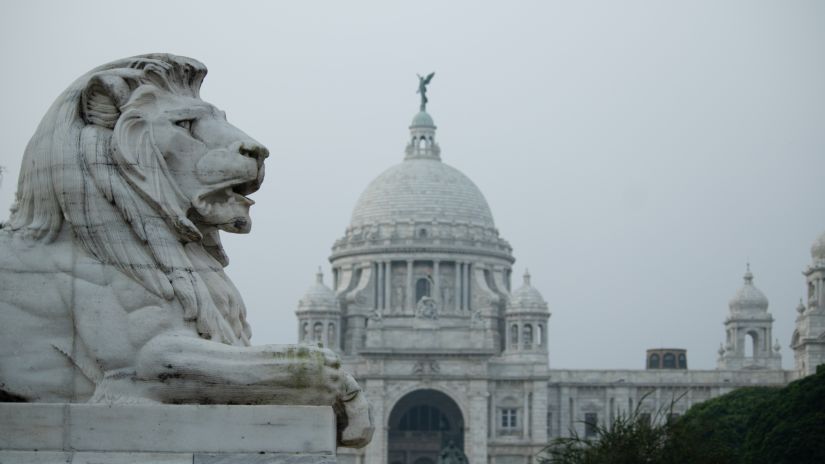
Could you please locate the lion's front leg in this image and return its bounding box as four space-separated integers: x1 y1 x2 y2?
336 372 374 448
121 332 373 447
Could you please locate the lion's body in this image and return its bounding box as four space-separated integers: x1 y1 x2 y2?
0 227 191 402
0 54 372 447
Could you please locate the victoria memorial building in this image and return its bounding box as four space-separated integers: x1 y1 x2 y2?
293 94 825 464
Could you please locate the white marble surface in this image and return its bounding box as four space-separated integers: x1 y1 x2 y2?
0 451 337 464
0 403 336 453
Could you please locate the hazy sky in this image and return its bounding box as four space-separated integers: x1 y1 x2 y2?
1 1 824 369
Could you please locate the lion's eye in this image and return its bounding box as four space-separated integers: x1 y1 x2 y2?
175 119 194 132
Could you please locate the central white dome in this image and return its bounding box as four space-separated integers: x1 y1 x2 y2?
350 158 495 229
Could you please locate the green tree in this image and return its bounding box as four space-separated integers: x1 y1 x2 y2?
537 367 825 464
537 392 675 464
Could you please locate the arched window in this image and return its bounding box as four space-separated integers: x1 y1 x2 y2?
302 322 309 342
418 137 427 149
678 353 687 369
746 331 758 358
418 228 428 238
523 324 533 349
510 324 519 349
416 277 431 302
648 353 660 369
537 324 544 347
313 322 323 343
663 352 676 368
327 323 336 348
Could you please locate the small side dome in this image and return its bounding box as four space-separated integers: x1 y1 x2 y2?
507 270 549 313
297 268 340 313
796 298 806 315
811 230 825 261
728 265 768 312
410 110 435 128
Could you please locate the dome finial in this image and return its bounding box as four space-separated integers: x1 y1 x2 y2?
316 266 324 284
523 269 531 286
797 298 806 314
743 262 753 284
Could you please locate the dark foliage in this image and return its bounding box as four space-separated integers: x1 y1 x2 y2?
538 366 825 464
537 391 677 464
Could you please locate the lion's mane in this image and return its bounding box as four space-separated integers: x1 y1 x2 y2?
7 54 250 345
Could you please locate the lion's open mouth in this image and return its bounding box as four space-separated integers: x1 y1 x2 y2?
196 185 256 212
231 177 261 197
197 168 263 208
191 176 261 227
190 162 264 233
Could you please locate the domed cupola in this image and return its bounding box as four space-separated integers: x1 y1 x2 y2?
717 264 780 370
728 265 769 313
803 229 825 310
295 268 341 351
406 110 440 161
811 230 825 262
507 270 549 314
503 270 550 358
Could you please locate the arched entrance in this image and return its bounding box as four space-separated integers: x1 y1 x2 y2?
388 389 464 464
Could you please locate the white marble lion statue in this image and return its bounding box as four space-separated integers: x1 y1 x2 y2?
0 53 372 448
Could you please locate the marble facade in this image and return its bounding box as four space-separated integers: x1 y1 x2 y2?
296 104 820 464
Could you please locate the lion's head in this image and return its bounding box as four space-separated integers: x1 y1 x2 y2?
7 54 269 345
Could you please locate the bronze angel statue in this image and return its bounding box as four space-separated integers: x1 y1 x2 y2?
417 72 435 111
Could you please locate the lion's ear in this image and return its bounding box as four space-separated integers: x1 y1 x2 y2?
81 74 132 129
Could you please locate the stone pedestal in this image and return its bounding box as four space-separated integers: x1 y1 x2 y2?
0 403 337 463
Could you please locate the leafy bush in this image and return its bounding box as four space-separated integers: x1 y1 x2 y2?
537 392 676 464
538 367 825 464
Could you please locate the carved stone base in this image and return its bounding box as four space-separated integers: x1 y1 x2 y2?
0 403 337 463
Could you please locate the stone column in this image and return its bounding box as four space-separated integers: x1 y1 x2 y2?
373 262 380 311
489 393 496 440
523 391 530 439
467 381 489 464
454 261 461 312
465 263 472 311
604 394 612 430
406 260 414 312
655 388 662 416
384 261 392 311
532 380 548 444
460 263 467 311
433 260 440 306
559 386 570 438
377 262 383 311
364 379 386 464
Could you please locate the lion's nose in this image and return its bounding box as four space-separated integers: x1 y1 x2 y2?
239 143 269 161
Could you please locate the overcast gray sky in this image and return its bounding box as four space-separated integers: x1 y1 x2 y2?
1 1 824 369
